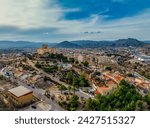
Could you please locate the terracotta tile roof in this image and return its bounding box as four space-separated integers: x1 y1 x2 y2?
96 86 110 94
114 75 122 81
107 80 115 85
95 90 100 95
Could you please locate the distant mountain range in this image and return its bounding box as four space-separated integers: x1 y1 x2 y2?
0 38 149 49
0 41 56 49
144 41 150 44
56 38 147 48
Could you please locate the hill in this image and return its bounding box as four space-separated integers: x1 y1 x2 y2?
0 41 56 49
72 38 145 48
115 38 144 47
54 41 82 48
144 41 150 44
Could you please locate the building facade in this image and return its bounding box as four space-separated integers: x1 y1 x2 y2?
8 86 33 107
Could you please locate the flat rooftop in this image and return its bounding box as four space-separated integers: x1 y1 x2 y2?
8 86 33 97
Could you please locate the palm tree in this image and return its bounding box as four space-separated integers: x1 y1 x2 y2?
58 85 67 94
66 71 73 84
68 86 72 94
72 86 76 95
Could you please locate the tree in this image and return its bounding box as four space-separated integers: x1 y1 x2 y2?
85 98 93 110
58 85 67 94
0 75 4 80
79 80 86 87
69 58 75 63
66 71 74 84
71 86 76 95
125 101 136 111
136 100 144 111
127 73 134 77
35 61 41 68
105 66 112 71
85 80 148 111
44 76 50 82
93 71 101 76
78 76 89 87
85 98 99 111
73 77 80 87
144 93 150 106
69 95 79 110
68 86 72 94
81 61 89 67
59 101 68 109
75 60 79 64
133 64 137 69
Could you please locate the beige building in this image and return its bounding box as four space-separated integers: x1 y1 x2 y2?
37 44 56 55
8 86 33 107
78 54 84 62
98 55 111 64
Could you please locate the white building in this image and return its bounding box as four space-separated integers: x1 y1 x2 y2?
137 55 150 62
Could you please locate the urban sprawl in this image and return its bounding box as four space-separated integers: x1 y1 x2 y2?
0 44 150 111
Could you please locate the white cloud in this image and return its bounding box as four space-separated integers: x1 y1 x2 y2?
0 0 64 28
0 0 149 41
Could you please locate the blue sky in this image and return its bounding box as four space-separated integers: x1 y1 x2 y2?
0 0 150 42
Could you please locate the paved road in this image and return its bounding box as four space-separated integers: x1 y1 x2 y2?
0 58 21 62
27 58 90 99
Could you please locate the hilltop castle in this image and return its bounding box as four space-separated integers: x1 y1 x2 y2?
37 44 56 55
